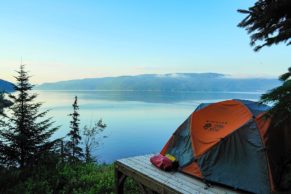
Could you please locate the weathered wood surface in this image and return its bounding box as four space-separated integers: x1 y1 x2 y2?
115 154 246 194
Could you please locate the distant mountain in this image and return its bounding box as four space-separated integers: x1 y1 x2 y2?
36 73 279 92
0 79 15 92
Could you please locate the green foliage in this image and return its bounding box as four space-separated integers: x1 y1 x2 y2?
0 161 139 194
59 163 114 193
0 66 137 194
83 119 107 163
0 92 12 115
260 67 291 191
66 96 83 162
0 65 59 168
238 0 291 51
280 162 291 191
260 67 291 125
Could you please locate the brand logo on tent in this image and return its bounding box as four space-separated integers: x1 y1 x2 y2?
203 120 227 131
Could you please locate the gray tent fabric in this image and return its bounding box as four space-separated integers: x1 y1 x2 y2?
160 99 281 194
166 117 194 167
235 99 270 117
197 119 271 194
194 103 211 112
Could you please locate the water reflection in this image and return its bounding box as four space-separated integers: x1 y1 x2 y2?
35 90 262 163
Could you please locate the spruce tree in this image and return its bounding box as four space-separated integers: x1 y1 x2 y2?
0 92 12 115
260 67 291 125
0 65 58 168
238 2 291 190
66 96 83 162
238 0 291 51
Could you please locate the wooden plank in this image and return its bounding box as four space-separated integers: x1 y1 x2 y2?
119 156 212 194
133 158 210 192
128 156 223 194
133 155 206 188
125 157 208 193
117 154 245 194
120 157 202 193
136 155 242 194
115 161 181 194
122 155 209 193
135 155 241 194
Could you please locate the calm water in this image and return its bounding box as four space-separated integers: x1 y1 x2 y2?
36 90 262 163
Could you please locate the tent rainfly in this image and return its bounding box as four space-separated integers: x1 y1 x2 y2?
160 99 291 194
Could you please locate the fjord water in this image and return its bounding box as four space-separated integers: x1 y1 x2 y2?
36 90 262 163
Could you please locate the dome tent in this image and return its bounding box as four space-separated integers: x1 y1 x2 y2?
160 99 288 194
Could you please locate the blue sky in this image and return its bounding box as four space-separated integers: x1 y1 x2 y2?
0 0 290 84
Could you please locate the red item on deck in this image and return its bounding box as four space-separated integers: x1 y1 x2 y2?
150 154 173 171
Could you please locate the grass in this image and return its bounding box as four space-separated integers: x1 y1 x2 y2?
0 163 139 194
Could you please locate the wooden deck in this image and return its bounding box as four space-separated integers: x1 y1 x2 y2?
114 154 246 194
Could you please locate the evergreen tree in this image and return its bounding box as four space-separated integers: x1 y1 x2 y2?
238 0 291 51
239 2 291 190
238 0 291 124
66 96 83 162
0 92 12 115
261 67 291 125
0 65 58 168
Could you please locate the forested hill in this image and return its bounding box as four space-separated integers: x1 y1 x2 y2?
0 79 15 92
36 73 279 92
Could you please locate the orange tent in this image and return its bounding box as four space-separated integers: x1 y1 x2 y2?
160 99 290 194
